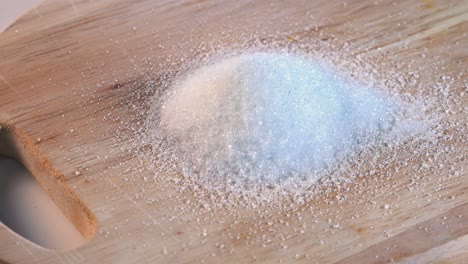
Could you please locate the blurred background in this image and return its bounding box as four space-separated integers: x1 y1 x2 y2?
0 0 42 32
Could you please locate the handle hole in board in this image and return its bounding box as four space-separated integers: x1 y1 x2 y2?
0 123 96 251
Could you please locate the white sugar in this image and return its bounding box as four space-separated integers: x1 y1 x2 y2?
120 30 464 211
160 52 396 184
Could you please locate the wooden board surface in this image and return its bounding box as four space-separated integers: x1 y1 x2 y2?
0 0 467 263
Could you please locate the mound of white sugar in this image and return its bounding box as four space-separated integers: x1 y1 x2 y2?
159 52 397 184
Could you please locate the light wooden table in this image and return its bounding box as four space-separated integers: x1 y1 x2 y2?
0 0 466 263
0 0 86 252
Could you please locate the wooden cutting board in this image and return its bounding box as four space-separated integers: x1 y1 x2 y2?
0 0 467 263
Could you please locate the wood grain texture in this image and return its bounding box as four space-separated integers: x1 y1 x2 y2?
0 0 466 263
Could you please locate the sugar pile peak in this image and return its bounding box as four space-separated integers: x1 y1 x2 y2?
159 52 396 184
